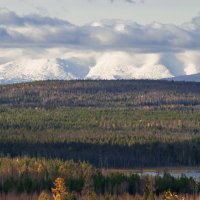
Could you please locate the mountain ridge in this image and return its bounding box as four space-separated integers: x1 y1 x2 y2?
0 57 200 84
0 58 79 84
166 72 200 82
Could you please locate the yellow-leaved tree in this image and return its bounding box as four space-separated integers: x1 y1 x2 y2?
51 177 68 200
163 190 185 200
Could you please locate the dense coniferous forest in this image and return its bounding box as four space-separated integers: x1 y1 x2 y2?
1 80 200 199
0 80 200 168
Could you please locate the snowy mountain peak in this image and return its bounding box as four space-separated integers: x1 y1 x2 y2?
86 52 173 80
86 64 173 80
1 52 200 84
0 58 78 84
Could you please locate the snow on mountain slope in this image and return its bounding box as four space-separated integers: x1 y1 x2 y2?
1 51 200 84
0 58 84 84
167 73 200 82
87 62 173 80
86 52 173 80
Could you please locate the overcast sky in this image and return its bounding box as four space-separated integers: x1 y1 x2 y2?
0 0 200 25
1 0 200 78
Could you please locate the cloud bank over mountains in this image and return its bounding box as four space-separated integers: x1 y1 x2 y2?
1 8 200 82
0 8 199 51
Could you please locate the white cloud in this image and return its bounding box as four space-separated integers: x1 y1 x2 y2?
0 8 70 27
0 8 199 52
1 9 200 80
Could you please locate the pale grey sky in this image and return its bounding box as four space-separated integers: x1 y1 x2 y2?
0 0 199 25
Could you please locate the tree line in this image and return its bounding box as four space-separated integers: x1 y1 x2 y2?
0 157 199 199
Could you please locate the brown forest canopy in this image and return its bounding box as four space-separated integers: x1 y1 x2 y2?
1 80 200 108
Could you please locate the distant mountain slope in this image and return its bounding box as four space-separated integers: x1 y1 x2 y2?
0 58 84 84
0 57 173 84
87 64 173 80
86 52 173 80
166 72 200 82
1 56 200 83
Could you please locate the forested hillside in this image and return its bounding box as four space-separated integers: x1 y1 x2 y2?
1 80 200 168
1 80 200 108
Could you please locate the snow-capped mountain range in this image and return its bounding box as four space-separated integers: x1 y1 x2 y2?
1 9 200 84
0 58 86 84
0 57 200 84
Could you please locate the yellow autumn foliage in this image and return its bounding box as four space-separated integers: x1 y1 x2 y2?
163 190 185 200
51 177 68 200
